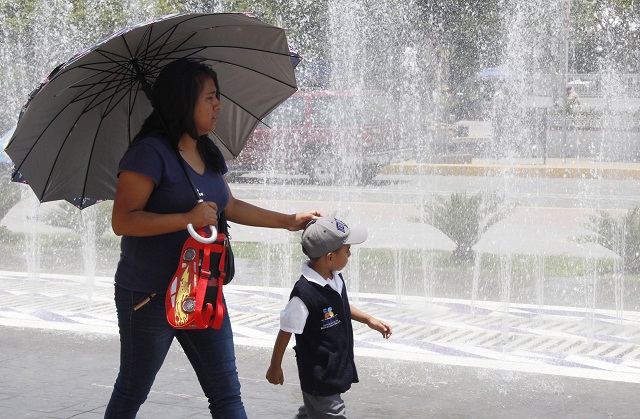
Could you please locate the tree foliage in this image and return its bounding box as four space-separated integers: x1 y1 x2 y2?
415 0 640 86
418 0 505 87
572 0 640 73
421 191 513 265
3 0 640 101
580 207 640 274
181 0 330 63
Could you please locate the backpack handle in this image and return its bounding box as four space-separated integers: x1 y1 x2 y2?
187 223 218 244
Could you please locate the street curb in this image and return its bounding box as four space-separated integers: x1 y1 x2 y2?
381 162 640 180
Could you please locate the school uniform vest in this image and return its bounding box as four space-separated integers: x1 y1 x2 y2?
290 274 359 396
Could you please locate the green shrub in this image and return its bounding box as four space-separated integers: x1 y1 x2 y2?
579 207 640 274
420 191 513 265
0 225 22 244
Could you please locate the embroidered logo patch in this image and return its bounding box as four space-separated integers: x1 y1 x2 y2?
334 218 346 233
321 306 340 329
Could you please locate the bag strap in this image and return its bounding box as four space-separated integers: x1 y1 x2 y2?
218 207 230 236
175 147 204 202
175 147 229 234
210 243 227 329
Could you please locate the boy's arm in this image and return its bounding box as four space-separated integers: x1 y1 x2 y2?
351 305 393 339
266 330 293 385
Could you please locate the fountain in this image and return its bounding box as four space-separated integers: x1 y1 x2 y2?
2 0 640 400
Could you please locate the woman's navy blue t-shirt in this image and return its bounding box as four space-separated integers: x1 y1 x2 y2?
114 136 229 293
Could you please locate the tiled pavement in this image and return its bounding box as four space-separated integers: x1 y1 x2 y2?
3 270 640 385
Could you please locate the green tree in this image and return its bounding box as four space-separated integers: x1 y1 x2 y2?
572 0 640 73
418 0 505 87
0 0 189 131
181 0 330 63
580 207 640 274
421 191 512 265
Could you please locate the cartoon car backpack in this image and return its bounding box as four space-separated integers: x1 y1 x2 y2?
165 223 230 330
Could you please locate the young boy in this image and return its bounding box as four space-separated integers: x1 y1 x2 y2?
266 216 392 418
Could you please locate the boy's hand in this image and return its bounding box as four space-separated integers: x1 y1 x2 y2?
369 318 393 339
266 365 285 385
351 306 392 339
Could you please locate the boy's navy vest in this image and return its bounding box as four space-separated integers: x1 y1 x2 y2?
290 274 358 396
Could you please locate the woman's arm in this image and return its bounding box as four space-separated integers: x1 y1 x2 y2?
223 179 321 231
111 171 219 237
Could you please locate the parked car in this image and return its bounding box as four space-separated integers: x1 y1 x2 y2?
228 90 398 184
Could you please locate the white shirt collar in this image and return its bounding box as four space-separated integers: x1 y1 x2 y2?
301 260 343 294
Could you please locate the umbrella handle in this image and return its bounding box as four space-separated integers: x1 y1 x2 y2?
187 224 218 244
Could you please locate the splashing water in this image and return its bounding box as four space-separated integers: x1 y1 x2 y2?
2 3 640 371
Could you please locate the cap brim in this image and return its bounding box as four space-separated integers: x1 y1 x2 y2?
344 226 367 245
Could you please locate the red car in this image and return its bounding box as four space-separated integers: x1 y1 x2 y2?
228 90 396 184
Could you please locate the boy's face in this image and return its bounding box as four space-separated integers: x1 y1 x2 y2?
328 244 351 271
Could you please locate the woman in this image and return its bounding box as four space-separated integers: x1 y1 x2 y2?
105 59 320 418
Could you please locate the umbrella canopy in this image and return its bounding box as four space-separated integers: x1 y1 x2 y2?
4 12 299 209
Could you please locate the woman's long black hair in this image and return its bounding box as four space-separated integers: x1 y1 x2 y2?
133 58 225 173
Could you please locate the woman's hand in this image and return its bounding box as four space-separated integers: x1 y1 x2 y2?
286 210 323 231
187 201 219 230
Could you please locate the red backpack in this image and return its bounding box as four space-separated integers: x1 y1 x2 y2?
165 224 230 329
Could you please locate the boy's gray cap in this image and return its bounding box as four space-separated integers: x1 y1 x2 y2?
301 217 367 258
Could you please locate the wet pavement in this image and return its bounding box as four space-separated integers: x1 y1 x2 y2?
2 271 640 418
4 326 640 419
3 159 640 417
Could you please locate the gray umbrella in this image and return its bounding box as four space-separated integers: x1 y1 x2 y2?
4 12 299 209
